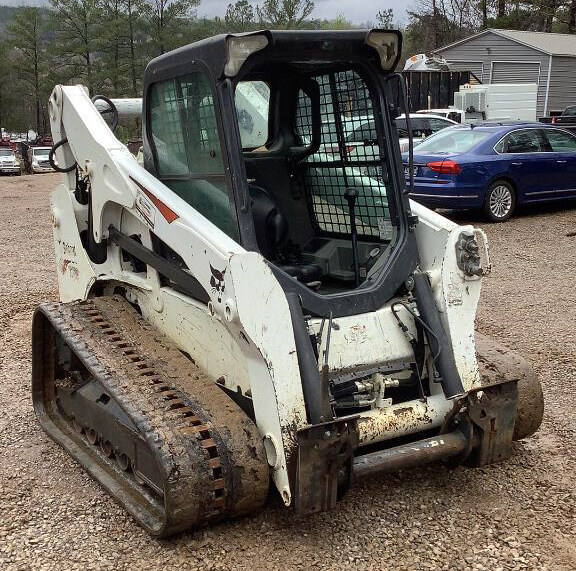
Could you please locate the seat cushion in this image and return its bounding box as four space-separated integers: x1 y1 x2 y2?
278 262 323 283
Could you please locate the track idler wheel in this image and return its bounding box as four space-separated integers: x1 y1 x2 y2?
476 333 544 440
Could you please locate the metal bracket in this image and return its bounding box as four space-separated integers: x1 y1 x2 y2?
442 380 518 467
294 418 359 515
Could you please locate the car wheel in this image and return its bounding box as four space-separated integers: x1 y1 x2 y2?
483 180 516 222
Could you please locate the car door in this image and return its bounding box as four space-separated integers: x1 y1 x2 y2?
540 128 576 198
495 129 554 202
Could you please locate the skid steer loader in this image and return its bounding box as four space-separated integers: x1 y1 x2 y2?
32 30 544 537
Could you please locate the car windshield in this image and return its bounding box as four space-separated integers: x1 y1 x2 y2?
0 149 13 157
415 128 492 153
34 149 50 157
563 107 576 116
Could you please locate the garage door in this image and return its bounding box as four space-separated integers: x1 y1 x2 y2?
491 62 540 84
447 61 484 83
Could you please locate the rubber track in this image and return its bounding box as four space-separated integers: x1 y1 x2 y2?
32 295 269 537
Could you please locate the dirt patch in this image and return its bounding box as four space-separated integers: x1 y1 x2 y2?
0 174 574 570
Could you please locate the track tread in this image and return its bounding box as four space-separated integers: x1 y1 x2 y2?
32 295 269 537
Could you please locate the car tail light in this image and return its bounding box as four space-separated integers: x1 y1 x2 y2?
427 160 461 174
325 145 356 155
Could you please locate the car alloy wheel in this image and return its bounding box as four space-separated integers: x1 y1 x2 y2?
489 184 513 220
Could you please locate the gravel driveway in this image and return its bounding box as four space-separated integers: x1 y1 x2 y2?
0 174 574 570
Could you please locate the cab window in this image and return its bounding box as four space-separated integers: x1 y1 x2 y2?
235 81 270 150
149 72 239 240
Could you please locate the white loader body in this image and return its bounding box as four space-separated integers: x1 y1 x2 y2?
49 84 488 505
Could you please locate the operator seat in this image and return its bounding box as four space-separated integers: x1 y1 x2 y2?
248 185 322 283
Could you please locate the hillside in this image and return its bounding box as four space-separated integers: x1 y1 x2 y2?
0 1 48 6
0 3 51 37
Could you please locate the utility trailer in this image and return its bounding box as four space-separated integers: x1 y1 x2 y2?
33 30 543 537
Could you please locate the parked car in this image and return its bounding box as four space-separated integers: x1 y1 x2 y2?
323 113 457 181
29 147 55 173
344 113 457 154
0 148 21 176
416 108 466 123
403 123 576 221
539 105 576 134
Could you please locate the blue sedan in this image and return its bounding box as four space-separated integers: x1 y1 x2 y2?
402 123 576 221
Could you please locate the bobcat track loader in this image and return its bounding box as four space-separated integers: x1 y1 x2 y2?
32 30 544 537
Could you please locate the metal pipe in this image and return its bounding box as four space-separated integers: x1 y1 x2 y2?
356 393 451 446
353 431 468 478
286 293 333 425
412 272 464 399
94 98 142 119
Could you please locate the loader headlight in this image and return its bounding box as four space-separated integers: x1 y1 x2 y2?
456 230 491 277
365 30 400 71
225 34 269 77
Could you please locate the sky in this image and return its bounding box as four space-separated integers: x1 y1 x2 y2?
1 0 410 24
198 0 409 24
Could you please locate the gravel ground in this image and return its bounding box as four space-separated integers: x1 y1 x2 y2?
0 173 575 571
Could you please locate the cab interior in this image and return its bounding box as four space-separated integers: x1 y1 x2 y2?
234 61 399 294
148 58 401 295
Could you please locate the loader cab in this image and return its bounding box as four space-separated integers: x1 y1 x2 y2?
143 30 418 317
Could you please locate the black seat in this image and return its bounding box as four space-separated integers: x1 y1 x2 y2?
248 185 322 283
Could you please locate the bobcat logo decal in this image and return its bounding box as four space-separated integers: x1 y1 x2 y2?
210 265 226 303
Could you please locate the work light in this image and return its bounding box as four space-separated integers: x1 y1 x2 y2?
366 31 400 71
225 34 269 77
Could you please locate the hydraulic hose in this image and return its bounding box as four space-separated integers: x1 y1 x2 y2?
412 272 464 399
286 293 333 425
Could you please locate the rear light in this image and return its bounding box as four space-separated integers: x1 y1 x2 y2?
551 117 556 124
325 145 356 155
427 160 461 175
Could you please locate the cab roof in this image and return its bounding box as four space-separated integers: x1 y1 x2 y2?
144 29 402 83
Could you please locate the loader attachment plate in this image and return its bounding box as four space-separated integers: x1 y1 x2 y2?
32 296 269 537
294 418 359 515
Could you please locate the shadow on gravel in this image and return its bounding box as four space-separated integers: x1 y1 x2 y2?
436 198 576 225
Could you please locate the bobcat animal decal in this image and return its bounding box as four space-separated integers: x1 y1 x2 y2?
210 265 226 303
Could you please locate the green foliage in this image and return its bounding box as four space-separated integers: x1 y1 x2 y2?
140 0 200 55
225 0 258 32
257 0 314 29
7 7 51 132
320 13 355 30
376 8 394 28
49 0 104 92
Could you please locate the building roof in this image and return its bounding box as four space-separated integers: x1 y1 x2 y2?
436 29 576 57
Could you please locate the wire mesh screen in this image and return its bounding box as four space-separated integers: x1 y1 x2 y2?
294 71 394 242
150 72 224 176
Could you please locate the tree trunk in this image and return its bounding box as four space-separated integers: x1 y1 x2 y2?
128 0 138 96
432 0 439 50
33 19 41 134
498 0 505 18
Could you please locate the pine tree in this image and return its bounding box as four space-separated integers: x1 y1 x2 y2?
8 7 49 133
50 0 104 94
140 0 200 56
257 0 315 29
225 1 256 32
